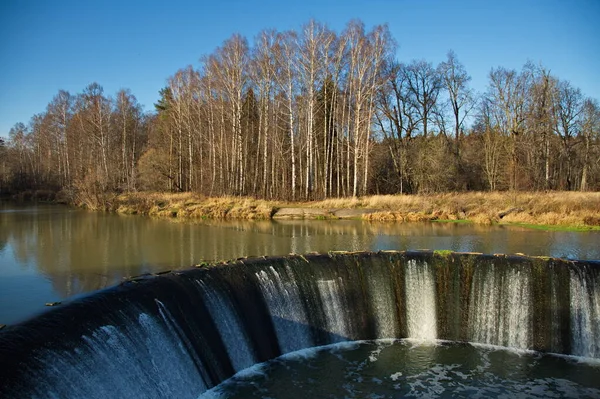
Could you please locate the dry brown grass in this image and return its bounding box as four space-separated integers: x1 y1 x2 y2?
110 191 600 227
113 192 280 220
316 191 599 227
362 211 435 222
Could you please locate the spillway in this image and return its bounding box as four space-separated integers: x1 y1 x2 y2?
0 251 599 398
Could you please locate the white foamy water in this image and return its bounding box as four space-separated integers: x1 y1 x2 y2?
390 371 403 381
405 259 437 340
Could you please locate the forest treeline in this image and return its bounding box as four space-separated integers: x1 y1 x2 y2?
1 19 599 204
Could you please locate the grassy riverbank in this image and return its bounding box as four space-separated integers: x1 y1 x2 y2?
113 193 280 219
105 191 600 230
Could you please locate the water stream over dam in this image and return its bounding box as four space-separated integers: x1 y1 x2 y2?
0 251 599 397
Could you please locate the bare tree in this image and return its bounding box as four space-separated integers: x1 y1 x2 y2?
113 89 143 191
552 79 583 190
275 30 299 199
580 98 600 191
404 60 442 138
525 65 556 189
487 67 530 190
47 91 73 186
295 20 338 199
75 83 113 189
168 66 201 191
437 50 474 180
6 19 600 199
477 98 506 191
250 29 278 197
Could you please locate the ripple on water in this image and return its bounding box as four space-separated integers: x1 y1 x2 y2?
198 339 600 399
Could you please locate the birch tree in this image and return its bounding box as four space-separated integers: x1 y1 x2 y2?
275 30 298 199
76 83 113 189
47 91 73 186
214 35 249 194
250 29 278 197
113 89 143 191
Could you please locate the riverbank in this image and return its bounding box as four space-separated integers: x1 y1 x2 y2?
106 191 600 230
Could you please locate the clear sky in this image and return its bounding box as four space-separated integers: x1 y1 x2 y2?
1 0 599 139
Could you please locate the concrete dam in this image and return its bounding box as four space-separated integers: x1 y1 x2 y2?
0 251 599 397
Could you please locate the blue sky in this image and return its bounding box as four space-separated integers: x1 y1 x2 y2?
1 0 599 139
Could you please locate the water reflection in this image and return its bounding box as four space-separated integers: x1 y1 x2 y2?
1 202 599 324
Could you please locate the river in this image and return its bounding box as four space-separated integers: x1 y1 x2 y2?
1 201 599 325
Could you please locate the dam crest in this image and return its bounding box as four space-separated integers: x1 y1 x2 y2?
0 251 599 398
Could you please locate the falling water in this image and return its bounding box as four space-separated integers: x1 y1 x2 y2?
570 267 600 358
365 266 398 338
1 251 599 399
405 259 437 340
549 272 562 351
195 280 256 371
255 266 312 353
469 265 499 345
24 307 205 399
469 265 531 349
502 269 530 348
317 277 350 342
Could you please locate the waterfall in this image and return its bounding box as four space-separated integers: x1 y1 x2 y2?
549 272 562 351
316 277 350 342
255 265 312 353
468 264 531 349
364 262 398 338
22 307 206 399
405 259 437 340
502 269 530 348
570 266 600 358
195 280 256 371
1 251 599 399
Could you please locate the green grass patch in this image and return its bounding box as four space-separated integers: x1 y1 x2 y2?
504 222 600 232
432 219 473 224
434 249 454 257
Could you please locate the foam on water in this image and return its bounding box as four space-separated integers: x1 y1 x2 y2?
204 339 600 398
390 371 403 381
368 339 395 362
197 362 269 399
3 252 600 398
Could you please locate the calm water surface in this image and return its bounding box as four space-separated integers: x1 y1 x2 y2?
1 201 599 325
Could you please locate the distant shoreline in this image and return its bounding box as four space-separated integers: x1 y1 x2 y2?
4 190 598 231
79 191 600 232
